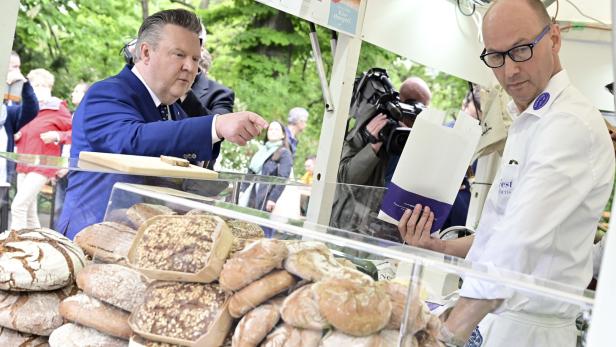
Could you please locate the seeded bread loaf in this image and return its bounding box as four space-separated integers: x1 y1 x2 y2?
59 294 132 339
131 282 228 342
76 264 148 312
75 222 136 263
0 228 86 291
133 216 221 273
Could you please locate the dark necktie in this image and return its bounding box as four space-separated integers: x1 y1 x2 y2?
158 104 171 121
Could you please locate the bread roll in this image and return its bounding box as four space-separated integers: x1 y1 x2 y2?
231 300 281 347
229 270 296 318
260 323 321 347
314 278 391 337
75 222 136 263
131 282 228 342
0 228 86 291
0 326 48 346
76 264 148 312
226 220 264 239
377 281 430 334
126 204 175 228
133 215 222 273
280 284 327 330
283 241 372 285
220 239 288 292
59 294 132 339
0 286 76 335
48 323 127 347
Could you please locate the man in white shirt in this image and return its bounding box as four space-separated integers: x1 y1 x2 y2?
397 0 615 346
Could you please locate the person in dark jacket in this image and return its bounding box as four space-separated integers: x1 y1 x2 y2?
180 48 234 117
243 121 293 213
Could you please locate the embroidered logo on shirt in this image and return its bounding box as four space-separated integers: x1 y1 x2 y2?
533 92 550 110
465 327 483 347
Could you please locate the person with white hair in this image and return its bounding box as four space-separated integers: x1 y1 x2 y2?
285 106 309 155
11 68 72 230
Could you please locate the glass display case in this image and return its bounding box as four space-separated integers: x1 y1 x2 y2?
0 152 597 347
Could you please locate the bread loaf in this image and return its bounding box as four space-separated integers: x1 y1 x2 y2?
259 323 321 347
314 278 392 337
76 264 148 312
220 239 288 292
280 284 327 330
228 270 296 318
59 294 132 339
129 335 179 346
226 220 264 239
319 329 418 347
377 281 430 334
133 215 222 273
0 326 48 346
131 282 228 342
227 219 265 255
75 222 136 263
414 330 444 347
283 241 372 285
126 204 175 228
0 286 76 335
48 323 128 347
231 300 281 347
0 228 86 291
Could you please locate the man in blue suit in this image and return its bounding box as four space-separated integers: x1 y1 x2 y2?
57 9 268 238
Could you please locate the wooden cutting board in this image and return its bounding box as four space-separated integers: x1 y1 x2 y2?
78 151 218 179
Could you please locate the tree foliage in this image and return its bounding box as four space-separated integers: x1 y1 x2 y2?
13 0 470 176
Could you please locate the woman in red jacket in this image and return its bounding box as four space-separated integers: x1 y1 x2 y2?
11 68 72 230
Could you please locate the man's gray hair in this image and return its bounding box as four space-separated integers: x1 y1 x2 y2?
288 107 309 125
134 9 202 62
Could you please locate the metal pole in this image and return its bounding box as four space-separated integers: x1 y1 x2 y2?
306 33 362 225
309 23 335 111
586 1 616 345
399 262 424 346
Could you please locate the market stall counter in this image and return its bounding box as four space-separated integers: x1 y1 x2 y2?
0 152 596 347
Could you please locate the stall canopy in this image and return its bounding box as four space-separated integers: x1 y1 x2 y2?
361 0 613 111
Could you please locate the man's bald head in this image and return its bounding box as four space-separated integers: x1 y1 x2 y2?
485 0 551 28
399 77 431 106
482 0 561 111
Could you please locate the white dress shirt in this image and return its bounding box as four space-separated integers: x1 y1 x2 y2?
461 70 615 318
131 66 220 144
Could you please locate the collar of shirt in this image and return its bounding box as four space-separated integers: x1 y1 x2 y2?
131 65 162 107
506 69 570 120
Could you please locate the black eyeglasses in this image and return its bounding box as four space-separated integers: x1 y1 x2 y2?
480 24 551 68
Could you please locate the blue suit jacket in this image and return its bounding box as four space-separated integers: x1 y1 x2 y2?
57 66 220 239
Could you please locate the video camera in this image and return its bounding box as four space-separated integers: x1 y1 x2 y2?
347 68 424 155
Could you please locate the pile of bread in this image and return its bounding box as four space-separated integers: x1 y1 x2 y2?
0 228 86 346
220 239 444 347
0 202 446 347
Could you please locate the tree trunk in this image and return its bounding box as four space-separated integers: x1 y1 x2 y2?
200 0 210 9
141 0 149 21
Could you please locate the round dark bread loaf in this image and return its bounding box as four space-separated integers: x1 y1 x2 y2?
75 222 136 263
